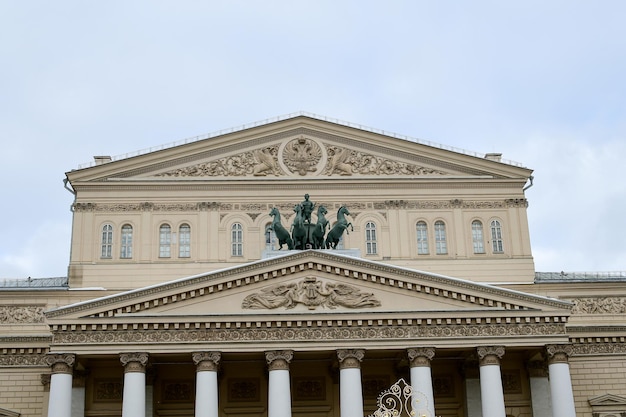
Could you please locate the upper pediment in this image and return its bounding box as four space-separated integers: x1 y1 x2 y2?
66 115 532 183
46 250 568 323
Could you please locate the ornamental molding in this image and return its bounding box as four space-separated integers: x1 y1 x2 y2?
570 297 626 314
192 351 221 371
265 350 293 371
119 352 149 373
407 347 435 367
0 352 49 367
477 345 505 366
46 353 75 374
337 349 364 369
47 252 569 320
72 198 526 213
241 277 381 310
50 323 567 347
572 342 626 356
546 344 573 364
0 305 46 324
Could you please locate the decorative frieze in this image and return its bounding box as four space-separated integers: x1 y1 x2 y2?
265 350 293 371
0 306 46 323
241 277 381 310
477 345 505 366
337 349 364 369
572 342 626 356
571 297 626 314
51 322 566 346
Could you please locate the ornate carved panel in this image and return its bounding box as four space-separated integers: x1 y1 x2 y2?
94 379 123 402
227 378 260 402
293 377 326 401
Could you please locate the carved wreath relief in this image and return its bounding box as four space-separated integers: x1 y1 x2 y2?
156 135 446 178
241 277 381 310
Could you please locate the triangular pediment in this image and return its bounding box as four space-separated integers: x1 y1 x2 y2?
66 115 531 183
589 393 626 407
47 251 568 322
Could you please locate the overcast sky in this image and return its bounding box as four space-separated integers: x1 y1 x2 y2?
1 1 625 279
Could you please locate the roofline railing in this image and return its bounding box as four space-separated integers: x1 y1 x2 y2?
76 111 525 169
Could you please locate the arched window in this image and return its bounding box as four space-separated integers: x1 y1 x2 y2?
120 224 133 259
231 223 243 256
416 221 429 255
265 223 276 251
179 224 191 258
365 222 377 255
490 220 504 253
434 220 448 255
159 224 171 258
471 220 485 254
101 224 113 258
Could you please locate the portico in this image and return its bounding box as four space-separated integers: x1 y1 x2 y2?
44 250 574 417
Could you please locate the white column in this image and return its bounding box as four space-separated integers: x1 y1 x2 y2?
46 353 76 417
120 352 149 417
547 344 577 417
477 346 506 417
337 349 365 417
71 371 87 417
407 347 436 417
265 350 293 417
193 351 221 417
528 360 552 417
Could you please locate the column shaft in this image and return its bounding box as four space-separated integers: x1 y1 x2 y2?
193 352 221 417
46 353 75 417
477 346 506 417
337 349 364 417
407 347 436 417
266 350 293 417
547 345 576 417
120 352 148 417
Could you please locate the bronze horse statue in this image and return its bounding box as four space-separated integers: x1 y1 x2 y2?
269 207 294 250
291 204 308 250
325 206 353 249
311 205 329 249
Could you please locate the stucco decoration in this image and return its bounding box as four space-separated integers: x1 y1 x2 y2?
571 297 626 314
0 306 45 323
156 145 284 177
241 276 381 310
323 144 447 176
282 136 323 176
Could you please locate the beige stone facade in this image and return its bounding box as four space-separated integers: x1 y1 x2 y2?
0 114 624 417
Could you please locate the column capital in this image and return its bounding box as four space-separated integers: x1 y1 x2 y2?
119 352 149 373
407 347 435 367
46 353 76 374
265 350 293 371
337 349 365 369
192 351 221 372
477 346 505 366
546 344 573 365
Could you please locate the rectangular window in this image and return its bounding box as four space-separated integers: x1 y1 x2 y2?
416 222 429 255
179 225 191 258
101 225 113 258
159 225 171 258
120 225 133 259
435 221 448 255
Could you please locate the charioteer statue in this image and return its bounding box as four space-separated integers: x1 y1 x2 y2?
267 194 352 250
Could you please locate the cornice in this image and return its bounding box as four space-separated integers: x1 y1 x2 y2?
47 252 568 320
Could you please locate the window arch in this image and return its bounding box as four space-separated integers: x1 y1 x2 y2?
434 220 448 255
179 224 191 258
471 220 485 254
416 221 429 255
120 224 133 259
365 222 377 255
490 220 504 253
159 224 172 258
231 223 243 256
101 224 113 258
265 223 276 251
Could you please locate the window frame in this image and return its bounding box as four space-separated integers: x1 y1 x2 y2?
120 224 133 259
100 224 113 259
434 220 448 255
231 222 243 257
471 220 485 254
159 224 172 258
365 221 378 255
178 223 191 258
490 219 504 253
416 221 429 255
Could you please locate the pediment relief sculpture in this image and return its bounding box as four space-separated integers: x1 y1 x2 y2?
241 276 381 310
154 135 449 178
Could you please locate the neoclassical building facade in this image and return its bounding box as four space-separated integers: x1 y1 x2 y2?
1 114 625 417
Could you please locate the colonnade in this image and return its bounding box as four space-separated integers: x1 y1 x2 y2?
45 344 577 417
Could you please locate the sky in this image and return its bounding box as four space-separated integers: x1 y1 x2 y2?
1 1 625 279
